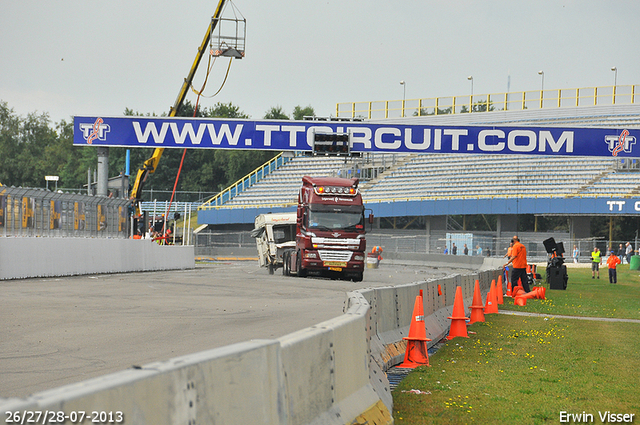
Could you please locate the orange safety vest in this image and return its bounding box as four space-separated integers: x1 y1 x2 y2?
511 242 527 269
607 255 621 269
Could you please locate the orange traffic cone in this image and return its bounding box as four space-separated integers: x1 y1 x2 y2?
514 286 546 306
515 289 535 306
469 280 485 324
446 286 469 340
517 277 524 289
511 286 525 298
514 296 527 306
506 280 513 297
484 279 499 314
398 290 431 368
438 284 442 296
497 275 504 305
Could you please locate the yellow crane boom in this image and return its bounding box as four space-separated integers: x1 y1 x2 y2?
130 0 227 214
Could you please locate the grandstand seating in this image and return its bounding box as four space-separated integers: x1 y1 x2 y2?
578 171 640 196
212 152 635 207
363 154 619 201
225 156 348 206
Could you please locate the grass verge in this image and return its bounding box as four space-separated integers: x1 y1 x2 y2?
393 265 640 424
499 265 640 319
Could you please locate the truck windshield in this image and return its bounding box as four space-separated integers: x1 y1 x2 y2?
307 210 364 231
272 224 296 243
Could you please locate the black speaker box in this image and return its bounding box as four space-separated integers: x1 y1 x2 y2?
543 237 557 254
548 265 568 290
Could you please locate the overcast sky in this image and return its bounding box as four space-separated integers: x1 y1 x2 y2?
1 0 638 124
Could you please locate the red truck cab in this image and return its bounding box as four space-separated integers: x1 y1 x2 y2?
283 176 366 282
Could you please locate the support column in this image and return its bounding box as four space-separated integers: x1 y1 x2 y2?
97 147 109 197
426 215 447 253
425 216 430 253
569 216 591 261
569 216 591 240
609 216 614 251
496 214 518 256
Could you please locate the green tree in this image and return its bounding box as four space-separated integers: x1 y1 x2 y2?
0 101 22 185
292 105 315 120
414 106 452 116
0 101 75 188
460 100 496 114
264 106 289 120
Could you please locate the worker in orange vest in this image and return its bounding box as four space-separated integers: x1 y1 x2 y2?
607 250 621 284
505 236 530 292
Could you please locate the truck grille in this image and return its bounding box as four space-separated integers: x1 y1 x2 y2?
318 250 352 262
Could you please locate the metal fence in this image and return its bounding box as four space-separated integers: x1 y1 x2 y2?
191 229 640 263
139 201 200 218
0 186 130 238
194 231 255 256
336 84 640 119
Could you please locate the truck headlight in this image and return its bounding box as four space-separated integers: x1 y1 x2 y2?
304 252 318 259
353 254 364 261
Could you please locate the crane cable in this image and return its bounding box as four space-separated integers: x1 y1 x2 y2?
189 55 233 98
163 53 233 235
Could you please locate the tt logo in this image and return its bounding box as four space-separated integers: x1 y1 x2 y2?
605 130 635 156
79 118 110 144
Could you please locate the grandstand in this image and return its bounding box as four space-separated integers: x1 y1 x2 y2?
199 102 640 219
204 153 628 207
224 156 348 206
194 88 640 259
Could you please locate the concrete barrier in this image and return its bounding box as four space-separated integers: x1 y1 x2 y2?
382 251 485 269
0 238 194 280
0 340 285 424
1 265 501 424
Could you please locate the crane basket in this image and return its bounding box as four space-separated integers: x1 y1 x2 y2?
210 11 246 59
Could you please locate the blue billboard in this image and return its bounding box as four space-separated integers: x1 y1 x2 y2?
74 115 639 158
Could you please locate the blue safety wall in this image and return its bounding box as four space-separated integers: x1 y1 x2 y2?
197 196 640 225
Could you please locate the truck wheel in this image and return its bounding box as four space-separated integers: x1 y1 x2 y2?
352 272 363 282
268 263 274 275
297 253 307 278
283 252 290 276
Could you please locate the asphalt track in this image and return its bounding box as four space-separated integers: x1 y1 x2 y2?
1 261 467 399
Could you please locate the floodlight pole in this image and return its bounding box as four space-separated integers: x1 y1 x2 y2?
400 81 406 117
467 76 473 112
538 70 544 108
611 67 618 104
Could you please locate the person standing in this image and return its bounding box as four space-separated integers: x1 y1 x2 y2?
572 245 580 264
452 243 457 256
607 250 621 284
476 245 483 256
463 244 469 255
503 241 514 259
625 242 633 264
591 247 601 279
618 243 625 263
505 236 530 292
503 240 514 283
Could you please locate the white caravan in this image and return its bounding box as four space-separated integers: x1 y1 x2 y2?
251 212 297 274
